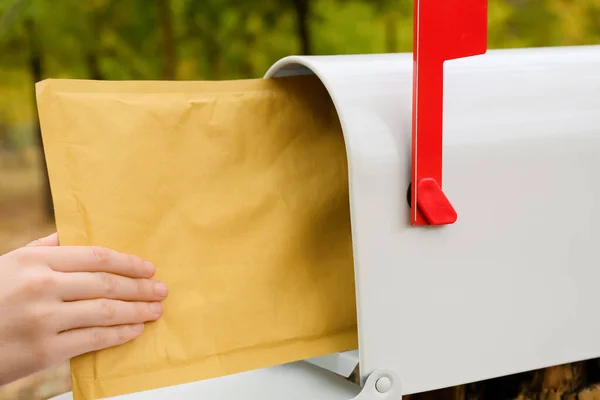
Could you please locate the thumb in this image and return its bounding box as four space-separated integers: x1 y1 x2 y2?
27 232 59 247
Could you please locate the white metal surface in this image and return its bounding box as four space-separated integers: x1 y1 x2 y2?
266 45 600 394
49 361 360 400
305 350 359 378
352 369 402 400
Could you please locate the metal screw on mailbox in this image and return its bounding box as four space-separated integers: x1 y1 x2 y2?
375 376 392 393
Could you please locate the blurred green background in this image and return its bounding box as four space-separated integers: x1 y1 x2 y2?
1 0 600 166
1 0 600 139
0 0 599 398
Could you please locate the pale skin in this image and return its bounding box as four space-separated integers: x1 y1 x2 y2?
0 232 168 387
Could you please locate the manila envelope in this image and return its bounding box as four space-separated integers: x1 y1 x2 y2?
35 75 357 399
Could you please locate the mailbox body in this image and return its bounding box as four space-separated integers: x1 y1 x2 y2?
267 44 600 395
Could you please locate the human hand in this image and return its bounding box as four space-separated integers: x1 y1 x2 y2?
0 233 168 386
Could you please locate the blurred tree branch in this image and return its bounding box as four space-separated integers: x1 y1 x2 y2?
24 14 54 220
0 0 30 44
291 0 312 54
157 0 176 79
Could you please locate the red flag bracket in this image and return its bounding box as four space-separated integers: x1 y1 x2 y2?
410 0 488 226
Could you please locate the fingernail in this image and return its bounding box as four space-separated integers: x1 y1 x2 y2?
145 262 156 276
131 323 144 333
154 282 168 297
149 302 162 315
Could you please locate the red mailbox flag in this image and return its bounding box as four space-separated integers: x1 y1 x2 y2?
411 0 488 226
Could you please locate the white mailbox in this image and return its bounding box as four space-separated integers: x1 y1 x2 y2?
51 43 600 400
267 43 600 397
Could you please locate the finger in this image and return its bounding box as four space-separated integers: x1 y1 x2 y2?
38 245 155 278
55 299 163 332
58 272 168 302
53 324 145 361
27 232 59 247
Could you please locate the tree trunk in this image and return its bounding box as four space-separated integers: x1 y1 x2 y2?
86 11 104 80
384 13 398 53
86 53 103 80
240 11 257 78
25 17 54 221
205 38 221 80
291 0 312 55
157 0 176 79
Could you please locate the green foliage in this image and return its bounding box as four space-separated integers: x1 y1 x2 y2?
0 0 599 128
